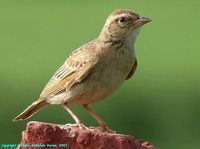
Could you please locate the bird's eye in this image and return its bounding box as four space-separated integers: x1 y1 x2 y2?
135 14 140 20
118 17 126 23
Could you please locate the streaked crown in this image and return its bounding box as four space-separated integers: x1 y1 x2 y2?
99 9 151 43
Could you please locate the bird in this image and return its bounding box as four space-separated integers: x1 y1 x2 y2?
13 9 151 131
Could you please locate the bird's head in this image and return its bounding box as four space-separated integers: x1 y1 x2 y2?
99 9 151 44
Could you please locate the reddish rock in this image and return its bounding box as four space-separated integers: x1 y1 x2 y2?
16 121 158 149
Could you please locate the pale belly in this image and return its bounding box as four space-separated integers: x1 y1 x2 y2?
46 66 127 105
47 48 135 105
71 67 126 104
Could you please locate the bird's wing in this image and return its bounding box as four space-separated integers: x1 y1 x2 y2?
40 41 98 98
126 58 137 80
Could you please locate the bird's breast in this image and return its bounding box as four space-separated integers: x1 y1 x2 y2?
71 46 135 104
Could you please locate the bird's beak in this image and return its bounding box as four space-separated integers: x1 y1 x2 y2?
133 17 151 28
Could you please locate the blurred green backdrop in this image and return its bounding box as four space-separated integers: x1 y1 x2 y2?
0 0 200 149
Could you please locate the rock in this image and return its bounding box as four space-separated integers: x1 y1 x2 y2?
16 121 158 149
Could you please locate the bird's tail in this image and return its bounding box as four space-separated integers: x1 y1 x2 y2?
13 99 47 121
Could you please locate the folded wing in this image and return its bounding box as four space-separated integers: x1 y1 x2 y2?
40 40 98 99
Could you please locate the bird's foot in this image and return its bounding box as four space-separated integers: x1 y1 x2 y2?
101 125 116 133
60 123 77 130
78 123 89 130
89 125 116 133
62 123 88 130
142 142 156 149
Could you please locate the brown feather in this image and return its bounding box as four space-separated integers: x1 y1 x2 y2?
40 40 98 98
126 58 137 80
13 99 47 121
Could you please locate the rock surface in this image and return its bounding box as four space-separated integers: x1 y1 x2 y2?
16 121 158 149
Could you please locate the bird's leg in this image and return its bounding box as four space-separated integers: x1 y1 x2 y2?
63 103 87 130
82 104 113 132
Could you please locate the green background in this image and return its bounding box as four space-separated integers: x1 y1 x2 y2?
0 0 200 148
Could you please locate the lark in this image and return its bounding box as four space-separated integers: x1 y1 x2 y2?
14 9 151 131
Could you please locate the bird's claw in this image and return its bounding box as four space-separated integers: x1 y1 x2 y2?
78 123 89 130
62 123 88 130
101 125 116 133
89 125 116 133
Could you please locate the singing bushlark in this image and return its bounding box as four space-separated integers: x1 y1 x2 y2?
14 9 151 131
